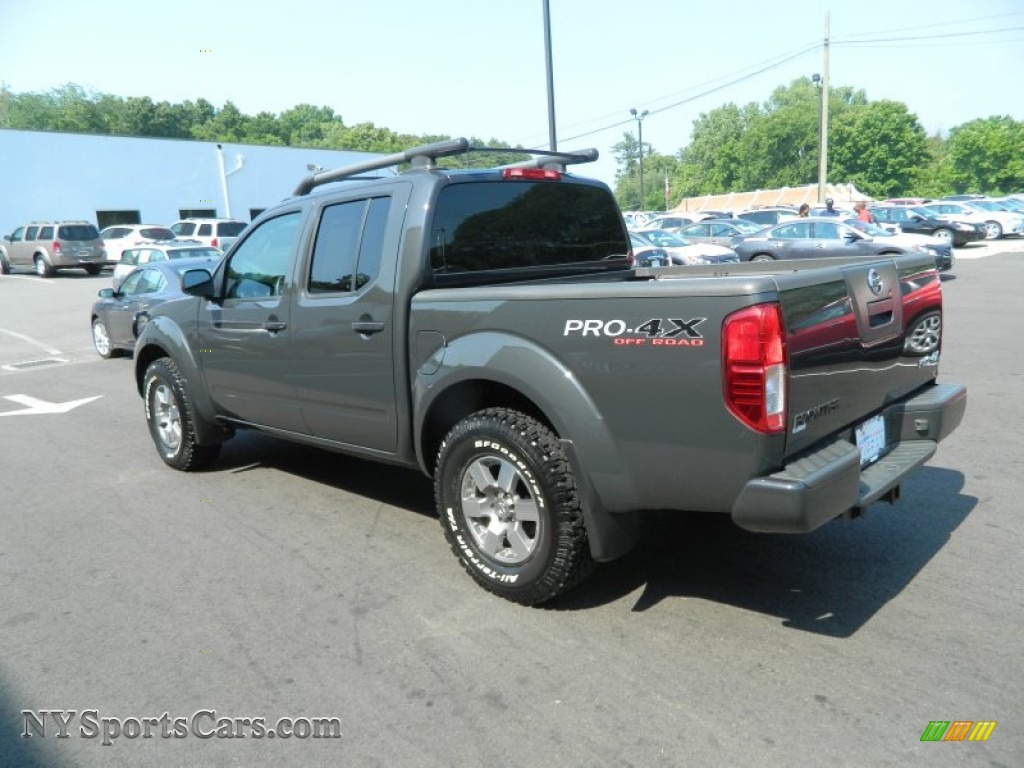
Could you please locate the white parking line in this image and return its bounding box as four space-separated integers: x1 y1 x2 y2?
0 329 63 356
2 275 56 285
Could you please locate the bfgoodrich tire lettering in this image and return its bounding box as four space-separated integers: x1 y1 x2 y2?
435 408 593 605
144 357 220 471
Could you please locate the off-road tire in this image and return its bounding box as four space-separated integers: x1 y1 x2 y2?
143 357 220 471
435 408 593 605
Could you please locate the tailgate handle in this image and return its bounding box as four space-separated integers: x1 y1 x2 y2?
352 320 385 335
866 297 894 328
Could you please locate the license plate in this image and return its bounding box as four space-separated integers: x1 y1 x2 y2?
855 414 886 466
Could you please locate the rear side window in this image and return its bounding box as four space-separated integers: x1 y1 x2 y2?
172 223 196 236
197 224 212 236
216 222 246 236
58 225 100 240
308 197 391 294
429 181 628 278
38 226 54 239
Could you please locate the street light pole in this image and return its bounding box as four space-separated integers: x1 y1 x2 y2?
630 108 649 209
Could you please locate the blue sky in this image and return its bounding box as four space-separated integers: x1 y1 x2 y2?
2 0 1022 188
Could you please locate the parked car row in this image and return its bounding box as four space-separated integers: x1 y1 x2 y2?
1 217 245 277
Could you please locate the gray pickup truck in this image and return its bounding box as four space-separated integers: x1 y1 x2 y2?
134 139 966 604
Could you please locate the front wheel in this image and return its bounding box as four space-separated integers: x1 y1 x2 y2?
84 265 102 276
435 408 593 605
905 311 941 356
932 228 954 245
0 254 9 275
91 318 120 359
751 253 775 262
143 357 221 471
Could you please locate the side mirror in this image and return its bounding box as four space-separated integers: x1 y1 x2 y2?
2 234 10 241
844 232 861 243
182 269 215 299
98 288 114 299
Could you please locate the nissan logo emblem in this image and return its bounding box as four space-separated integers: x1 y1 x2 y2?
867 268 883 295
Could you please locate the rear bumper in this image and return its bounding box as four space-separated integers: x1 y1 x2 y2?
731 382 966 533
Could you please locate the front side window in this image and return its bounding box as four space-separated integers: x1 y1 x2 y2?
120 249 139 266
137 269 167 294
224 212 300 299
814 222 841 239
119 270 144 295
308 198 390 293
9 227 25 242
429 181 628 277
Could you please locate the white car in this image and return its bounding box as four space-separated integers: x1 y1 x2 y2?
631 229 740 265
112 240 222 290
99 224 175 266
169 218 247 251
924 201 1024 240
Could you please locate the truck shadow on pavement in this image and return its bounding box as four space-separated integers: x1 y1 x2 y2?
214 435 973 637
555 466 974 637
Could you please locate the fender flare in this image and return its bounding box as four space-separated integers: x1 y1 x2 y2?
415 331 642 561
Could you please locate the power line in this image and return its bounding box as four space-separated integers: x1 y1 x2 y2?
835 25 1024 45
834 10 1024 40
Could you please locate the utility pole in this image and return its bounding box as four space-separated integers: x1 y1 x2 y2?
543 0 557 151
818 10 830 203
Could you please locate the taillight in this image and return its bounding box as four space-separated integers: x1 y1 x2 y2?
52 241 61 254
723 303 787 433
210 237 218 248
501 168 561 180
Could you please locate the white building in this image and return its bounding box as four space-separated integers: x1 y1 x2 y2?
0 128 381 235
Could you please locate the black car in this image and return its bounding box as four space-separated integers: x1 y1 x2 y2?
90 257 219 358
869 205 986 247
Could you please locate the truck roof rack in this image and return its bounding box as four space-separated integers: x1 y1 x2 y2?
293 138 599 196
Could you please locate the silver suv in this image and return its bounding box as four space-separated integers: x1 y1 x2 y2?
169 218 247 252
1 220 106 276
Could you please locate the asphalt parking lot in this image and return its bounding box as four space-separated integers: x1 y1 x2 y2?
1 245 1022 767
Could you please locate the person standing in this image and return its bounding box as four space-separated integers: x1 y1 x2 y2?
821 198 840 216
798 203 810 217
854 201 874 223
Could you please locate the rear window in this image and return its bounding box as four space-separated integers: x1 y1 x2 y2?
429 181 628 280
140 227 175 240
216 222 246 236
58 225 100 240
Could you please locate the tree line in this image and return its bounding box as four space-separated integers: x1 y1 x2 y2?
0 83 522 166
614 77 1024 209
2 80 1020 209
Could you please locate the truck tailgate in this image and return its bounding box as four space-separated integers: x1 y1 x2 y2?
776 256 943 458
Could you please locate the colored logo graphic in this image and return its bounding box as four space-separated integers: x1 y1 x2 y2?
920 721 997 742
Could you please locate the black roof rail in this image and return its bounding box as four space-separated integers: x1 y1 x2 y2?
293 137 471 196
293 139 600 196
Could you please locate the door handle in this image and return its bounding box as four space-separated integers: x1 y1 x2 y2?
352 321 385 335
262 320 287 332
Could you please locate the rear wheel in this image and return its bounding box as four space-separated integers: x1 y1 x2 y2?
435 408 593 605
34 255 54 277
751 253 775 262
984 221 1003 240
84 265 102 276
143 357 221 471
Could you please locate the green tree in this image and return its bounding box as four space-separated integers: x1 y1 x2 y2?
942 116 1024 194
830 100 929 198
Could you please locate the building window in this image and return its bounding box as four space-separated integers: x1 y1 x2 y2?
96 210 141 230
178 208 216 219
